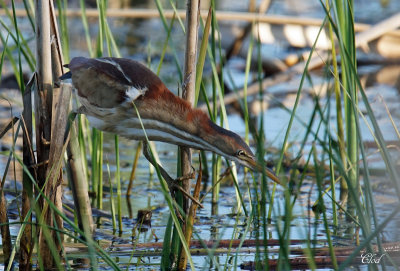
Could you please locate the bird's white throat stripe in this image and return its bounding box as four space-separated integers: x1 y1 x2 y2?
85 115 228 158
118 127 207 150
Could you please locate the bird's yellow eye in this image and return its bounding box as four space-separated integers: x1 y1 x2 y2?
236 150 245 156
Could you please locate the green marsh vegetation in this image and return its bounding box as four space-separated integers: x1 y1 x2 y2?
0 0 399 270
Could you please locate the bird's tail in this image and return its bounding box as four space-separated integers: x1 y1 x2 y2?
59 64 71 80
59 71 72 80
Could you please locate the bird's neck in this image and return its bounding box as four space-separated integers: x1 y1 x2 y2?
130 86 216 149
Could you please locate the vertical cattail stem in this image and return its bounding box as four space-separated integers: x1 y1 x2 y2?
180 0 200 214
66 111 95 234
178 156 202 270
174 1 200 269
0 178 12 268
35 0 55 268
20 75 36 271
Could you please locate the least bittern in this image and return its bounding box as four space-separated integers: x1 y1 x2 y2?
61 57 279 203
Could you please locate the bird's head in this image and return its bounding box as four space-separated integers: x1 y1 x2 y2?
200 120 281 184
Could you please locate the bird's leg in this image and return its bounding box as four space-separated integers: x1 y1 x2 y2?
142 142 203 208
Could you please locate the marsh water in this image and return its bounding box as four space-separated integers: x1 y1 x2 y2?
1 0 400 269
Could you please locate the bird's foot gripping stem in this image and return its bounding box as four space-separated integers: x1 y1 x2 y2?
142 142 203 208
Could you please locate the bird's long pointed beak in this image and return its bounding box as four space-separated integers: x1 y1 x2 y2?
246 158 281 185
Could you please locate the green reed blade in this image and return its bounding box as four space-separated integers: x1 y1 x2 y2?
56 0 70 61
194 7 212 106
79 0 94 57
115 135 122 233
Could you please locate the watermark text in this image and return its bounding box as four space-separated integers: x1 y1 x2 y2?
361 253 385 264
